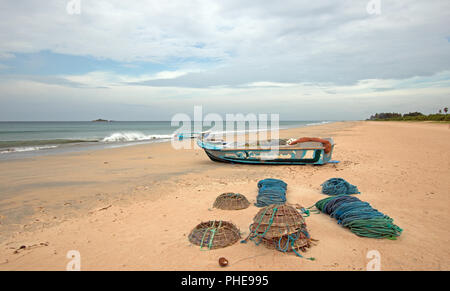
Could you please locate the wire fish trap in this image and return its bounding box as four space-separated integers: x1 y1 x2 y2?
213 193 250 210
243 204 316 260
261 229 316 253
188 220 241 250
250 204 306 237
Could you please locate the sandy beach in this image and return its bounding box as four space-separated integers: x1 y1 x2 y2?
0 121 449 271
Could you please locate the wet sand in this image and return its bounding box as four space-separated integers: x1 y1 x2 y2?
0 121 449 270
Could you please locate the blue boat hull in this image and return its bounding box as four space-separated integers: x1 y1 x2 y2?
197 138 334 165
201 148 333 165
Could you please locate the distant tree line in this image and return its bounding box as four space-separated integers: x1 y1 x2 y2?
368 107 449 121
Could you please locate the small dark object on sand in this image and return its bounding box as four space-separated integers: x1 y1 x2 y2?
218 257 229 267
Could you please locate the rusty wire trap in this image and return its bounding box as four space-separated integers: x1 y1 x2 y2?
188 220 241 250
213 192 250 210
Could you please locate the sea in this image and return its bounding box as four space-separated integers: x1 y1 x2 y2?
0 121 330 160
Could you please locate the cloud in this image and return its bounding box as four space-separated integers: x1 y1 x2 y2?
59 69 192 88
0 1 449 120
1 0 449 87
1 70 448 121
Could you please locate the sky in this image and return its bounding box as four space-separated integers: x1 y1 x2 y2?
0 0 449 121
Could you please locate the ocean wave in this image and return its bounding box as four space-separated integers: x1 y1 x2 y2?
101 132 173 142
306 121 330 126
0 145 58 154
0 139 94 148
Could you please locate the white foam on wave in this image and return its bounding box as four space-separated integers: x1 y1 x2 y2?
0 145 58 154
101 132 174 143
306 121 330 126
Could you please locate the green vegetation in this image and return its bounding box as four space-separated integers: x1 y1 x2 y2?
368 108 449 122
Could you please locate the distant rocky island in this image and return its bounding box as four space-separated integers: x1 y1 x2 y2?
92 119 112 122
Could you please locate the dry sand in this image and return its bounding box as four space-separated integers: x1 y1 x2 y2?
0 121 449 270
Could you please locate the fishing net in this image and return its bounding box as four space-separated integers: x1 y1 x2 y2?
188 220 241 250
288 137 332 153
321 178 360 195
243 204 316 259
213 193 250 210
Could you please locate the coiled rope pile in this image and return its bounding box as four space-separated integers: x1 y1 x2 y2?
255 178 287 207
312 195 402 239
321 178 360 195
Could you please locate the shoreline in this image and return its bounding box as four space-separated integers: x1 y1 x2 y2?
0 121 345 236
0 120 335 161
0 121 449 270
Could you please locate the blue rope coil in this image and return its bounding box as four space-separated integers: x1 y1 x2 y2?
321 178 360 195
255 178 287 207
313 195 402 239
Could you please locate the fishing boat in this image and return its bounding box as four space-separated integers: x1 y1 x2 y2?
175 132 201 140
197 135 335 165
